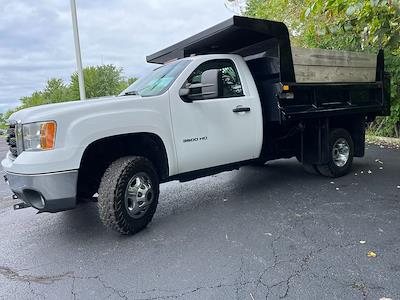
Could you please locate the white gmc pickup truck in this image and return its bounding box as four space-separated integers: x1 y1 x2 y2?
3 17 390 234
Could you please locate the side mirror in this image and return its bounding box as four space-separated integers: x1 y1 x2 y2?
179 88 190 97
199 69 221 99
180 69 221 102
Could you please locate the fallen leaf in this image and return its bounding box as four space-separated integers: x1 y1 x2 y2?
367 251 377 258
359 240 366 244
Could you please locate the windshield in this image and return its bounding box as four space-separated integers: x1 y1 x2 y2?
121 59 191 97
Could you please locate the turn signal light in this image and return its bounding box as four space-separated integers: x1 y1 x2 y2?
40 122 57 150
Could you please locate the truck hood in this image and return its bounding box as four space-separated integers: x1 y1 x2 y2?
8 96 141 124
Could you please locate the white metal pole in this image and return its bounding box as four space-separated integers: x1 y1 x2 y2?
70 0 86 100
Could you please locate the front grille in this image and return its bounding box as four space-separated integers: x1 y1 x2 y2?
6 124 18 157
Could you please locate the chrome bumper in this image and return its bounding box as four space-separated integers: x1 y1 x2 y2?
4 170 78 213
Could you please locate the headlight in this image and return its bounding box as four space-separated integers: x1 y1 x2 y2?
22 121 57 151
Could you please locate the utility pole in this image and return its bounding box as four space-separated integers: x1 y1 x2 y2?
70 0 86 100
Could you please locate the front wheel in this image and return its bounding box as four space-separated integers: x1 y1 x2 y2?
316 128 354 178
98 156 159 235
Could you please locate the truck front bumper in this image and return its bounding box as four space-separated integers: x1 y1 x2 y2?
4 170 78 213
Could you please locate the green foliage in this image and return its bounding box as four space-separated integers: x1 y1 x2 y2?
302 0 400 137
43 78 70 103
69 65 130 100
243 0 400 137
0 113 7 130
4 65 137 122
245 0 307 45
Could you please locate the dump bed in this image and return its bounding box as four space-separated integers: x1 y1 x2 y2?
148 16 390 122
291 48 377 83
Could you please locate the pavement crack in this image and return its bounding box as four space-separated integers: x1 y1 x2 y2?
264 249 315 299
134 283 229 300
0 265 71 285
67 273 128 300
315 262 385 300
256 234 282 289
133 279 259 300
71 274 77 300
89 275 128 300
280 272 299 299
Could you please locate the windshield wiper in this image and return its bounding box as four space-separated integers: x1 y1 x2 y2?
123 91 139 96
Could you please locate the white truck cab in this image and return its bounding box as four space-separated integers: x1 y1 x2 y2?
2 17 390 234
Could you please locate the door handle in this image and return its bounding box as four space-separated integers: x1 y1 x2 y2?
232 106 251 113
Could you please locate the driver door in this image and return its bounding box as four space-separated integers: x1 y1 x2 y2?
170 58 260 173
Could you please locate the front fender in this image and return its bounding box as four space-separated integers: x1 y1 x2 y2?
4 95 178 176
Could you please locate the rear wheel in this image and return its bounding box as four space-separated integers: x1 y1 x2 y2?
98 156 159 235
316 128 354 178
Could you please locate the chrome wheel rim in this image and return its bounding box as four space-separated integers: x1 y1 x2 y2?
124 173 154 219
332 138 350 167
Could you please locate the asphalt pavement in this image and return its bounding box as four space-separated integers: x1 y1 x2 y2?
0 139 399 300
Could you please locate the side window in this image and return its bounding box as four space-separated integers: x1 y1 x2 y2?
182 59 244 101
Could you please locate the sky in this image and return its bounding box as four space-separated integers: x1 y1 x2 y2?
0 0 234 113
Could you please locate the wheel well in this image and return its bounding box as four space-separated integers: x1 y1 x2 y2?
77 133 169 199
300 115 366 165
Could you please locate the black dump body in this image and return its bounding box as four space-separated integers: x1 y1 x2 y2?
147 16 391 123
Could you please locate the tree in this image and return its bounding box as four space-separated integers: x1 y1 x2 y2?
20 91 47 108
69 65 133 99
19 79 71 109
242 0 400 137
301 0 400 137
43 79 70 104
5 65 137 120
245 0 308 46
